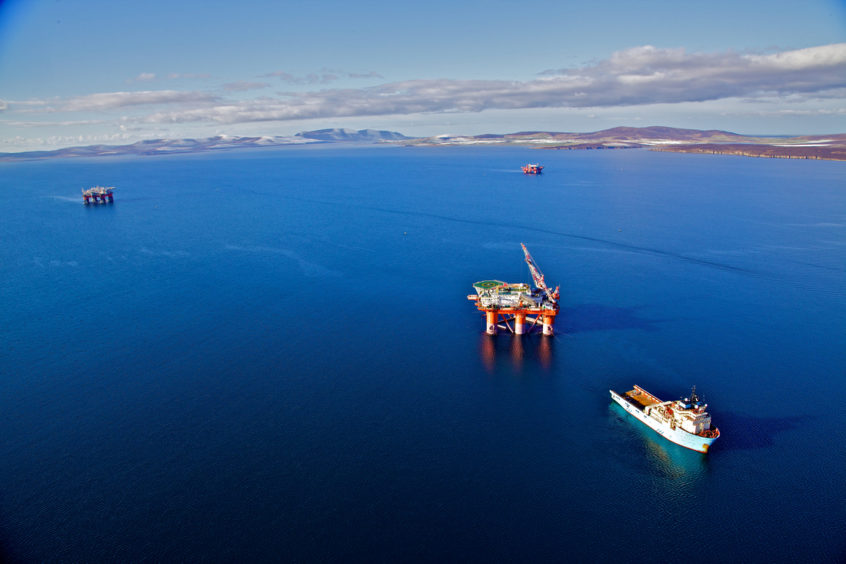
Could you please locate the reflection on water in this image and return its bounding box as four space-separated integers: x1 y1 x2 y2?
609 403 709 484
478 334 554 374
510 336 523 369
538 337 551 369
479 334 496 372
640 431 709 482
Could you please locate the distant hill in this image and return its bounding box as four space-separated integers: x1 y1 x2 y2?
407 127 846 161
572 126 747 142
1 127 843 161
0 135 316 161
650 142 846 161
412 126 758 146
0 129 411 161
295 128 411 142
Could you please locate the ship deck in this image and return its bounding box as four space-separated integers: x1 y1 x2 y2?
625 388 661 409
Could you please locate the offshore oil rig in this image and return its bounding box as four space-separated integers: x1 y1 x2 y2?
82 186 115 205
468 244 560 336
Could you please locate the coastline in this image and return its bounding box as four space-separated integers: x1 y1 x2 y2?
3 126 845 162
648 143 846 161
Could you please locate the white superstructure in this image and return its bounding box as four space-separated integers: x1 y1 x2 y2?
610 385 720 453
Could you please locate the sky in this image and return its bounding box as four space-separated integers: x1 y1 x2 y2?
0 0 844 151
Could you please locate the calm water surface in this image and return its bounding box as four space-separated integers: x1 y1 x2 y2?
1 147 844 561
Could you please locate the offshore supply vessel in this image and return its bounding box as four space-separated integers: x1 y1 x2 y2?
610 385 720 453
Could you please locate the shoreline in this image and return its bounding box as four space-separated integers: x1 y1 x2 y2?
648 143 846 161
4 127 845 163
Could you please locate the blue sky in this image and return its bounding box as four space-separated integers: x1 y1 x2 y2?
1 0 844 151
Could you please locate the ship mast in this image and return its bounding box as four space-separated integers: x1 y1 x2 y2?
521 243 559 304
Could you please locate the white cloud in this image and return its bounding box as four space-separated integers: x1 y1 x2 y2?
744 43 846 70
138 43 846 125
58 90 220 111
3 119 110 127
536 43 846 106
167 72 212 80
347 71 384 79
131 72 157 82
260 68 384 85
260 71 340 85
4 44 844 140
126 72 213 84
223 81 271 92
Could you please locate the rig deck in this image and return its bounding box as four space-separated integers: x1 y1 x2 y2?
468 244 559 336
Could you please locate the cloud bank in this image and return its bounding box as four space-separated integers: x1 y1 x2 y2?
223 81 271 92
58 90 220 112
5 44 845 133
130 72 156 82
260 68 384 85
146 43 846 125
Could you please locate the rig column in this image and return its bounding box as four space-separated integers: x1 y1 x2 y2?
514 312 526 335
485 310 498 335
542 314 554 336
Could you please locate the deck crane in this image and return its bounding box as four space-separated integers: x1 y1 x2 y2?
521 243 559 304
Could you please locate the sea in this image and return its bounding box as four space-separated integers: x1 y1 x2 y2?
1 146 844 562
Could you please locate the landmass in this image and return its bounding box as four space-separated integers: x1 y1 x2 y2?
1 126 844 161
294 128 411 142
648 142 846 161
0 129 410 161
405 127 846 161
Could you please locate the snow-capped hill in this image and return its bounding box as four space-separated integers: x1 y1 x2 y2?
0 129 413 160
295 128 411 142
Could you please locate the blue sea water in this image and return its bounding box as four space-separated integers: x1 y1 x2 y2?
1 146 844 562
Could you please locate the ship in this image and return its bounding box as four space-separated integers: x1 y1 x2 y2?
521 163 543 174
610 385 720 453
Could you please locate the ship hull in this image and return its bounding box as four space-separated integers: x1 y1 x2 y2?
610 390 718 453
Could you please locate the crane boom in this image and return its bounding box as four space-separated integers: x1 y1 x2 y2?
521 243 558 304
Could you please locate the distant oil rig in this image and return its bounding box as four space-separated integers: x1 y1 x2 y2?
82 186 115 205
468 244 560 335
521 163 543 174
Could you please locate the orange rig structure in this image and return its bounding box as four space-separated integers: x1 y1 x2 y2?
468 244 560 336
82 186 115 205
521 163 543 174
